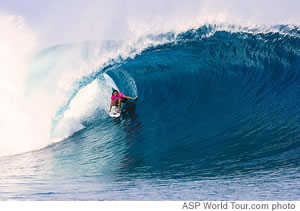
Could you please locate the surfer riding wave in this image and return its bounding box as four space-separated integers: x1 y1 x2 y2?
109 90 137 113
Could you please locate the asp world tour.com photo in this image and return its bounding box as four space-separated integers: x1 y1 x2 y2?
0 0 299 210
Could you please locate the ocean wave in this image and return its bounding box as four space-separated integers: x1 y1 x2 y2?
1 24 299 170
40 24 300 177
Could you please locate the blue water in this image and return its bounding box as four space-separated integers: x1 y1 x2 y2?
1 25 300 200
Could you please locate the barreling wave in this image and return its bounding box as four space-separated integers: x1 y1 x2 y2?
36 24 299 178
2 24 300 179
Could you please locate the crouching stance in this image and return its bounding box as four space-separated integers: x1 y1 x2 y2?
109 90 137 113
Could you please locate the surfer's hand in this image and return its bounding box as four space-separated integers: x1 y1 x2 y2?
134 96 137 100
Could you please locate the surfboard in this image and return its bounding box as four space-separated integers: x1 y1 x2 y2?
109 106 121 118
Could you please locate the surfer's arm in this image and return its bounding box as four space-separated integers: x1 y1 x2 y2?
125 96 137 100
109 103 113 112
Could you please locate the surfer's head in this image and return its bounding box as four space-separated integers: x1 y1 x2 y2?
112 90 118 96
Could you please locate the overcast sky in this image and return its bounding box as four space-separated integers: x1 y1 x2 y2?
1 0 300 47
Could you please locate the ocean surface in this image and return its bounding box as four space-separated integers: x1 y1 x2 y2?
0 25 299 200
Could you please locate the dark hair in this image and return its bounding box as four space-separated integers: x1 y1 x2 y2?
112 90 118 95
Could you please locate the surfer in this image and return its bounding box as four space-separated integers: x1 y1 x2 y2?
109 90 137 113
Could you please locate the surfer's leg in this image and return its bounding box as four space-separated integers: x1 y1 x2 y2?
112 101 118 106
117 98 122 112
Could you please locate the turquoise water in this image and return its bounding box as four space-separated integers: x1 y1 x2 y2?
1 25 299 200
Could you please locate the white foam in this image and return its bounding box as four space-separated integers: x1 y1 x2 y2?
0 14 55 157
52 74 118 140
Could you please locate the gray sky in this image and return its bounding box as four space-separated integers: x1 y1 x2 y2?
1 0 300 47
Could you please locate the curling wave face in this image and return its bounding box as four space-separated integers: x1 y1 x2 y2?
37 25 300 178
102 25 300 177
0 25 299 200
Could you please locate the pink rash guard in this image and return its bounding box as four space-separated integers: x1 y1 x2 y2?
111 92 125 103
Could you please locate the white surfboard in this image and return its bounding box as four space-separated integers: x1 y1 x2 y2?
109 106 121 117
